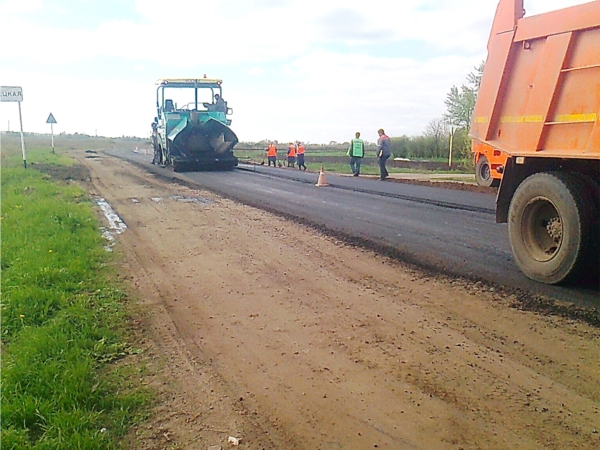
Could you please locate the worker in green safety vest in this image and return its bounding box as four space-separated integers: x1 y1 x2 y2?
347 132 365 176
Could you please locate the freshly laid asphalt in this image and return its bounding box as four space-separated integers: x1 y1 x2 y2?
105 148 599 311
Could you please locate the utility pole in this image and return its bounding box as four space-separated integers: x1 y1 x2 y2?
448 126 455 167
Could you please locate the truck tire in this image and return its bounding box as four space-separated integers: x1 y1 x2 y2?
475 156 499 187
508 172 595 285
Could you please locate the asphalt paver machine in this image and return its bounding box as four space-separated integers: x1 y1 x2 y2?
152 78 238 171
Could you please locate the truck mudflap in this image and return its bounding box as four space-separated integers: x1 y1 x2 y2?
168 117 239 172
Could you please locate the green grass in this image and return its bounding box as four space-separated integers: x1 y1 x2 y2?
315 162 380 175
1 144 149 449
234 157 468 177
234 149 472 175
2 145 76 168
314 162 472 176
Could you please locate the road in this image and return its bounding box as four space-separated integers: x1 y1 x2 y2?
68 147 600 450
109 147 599 310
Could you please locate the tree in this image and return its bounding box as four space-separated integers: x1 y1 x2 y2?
390 135 411 158
444 85 476 129
467 61 484 91
444 61 484 131
443 62 485 160
423 118 449 158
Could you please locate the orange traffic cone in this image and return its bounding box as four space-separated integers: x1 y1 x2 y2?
315 166 329 187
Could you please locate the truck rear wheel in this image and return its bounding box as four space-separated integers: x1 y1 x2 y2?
475 156 499 188
508 172 594 284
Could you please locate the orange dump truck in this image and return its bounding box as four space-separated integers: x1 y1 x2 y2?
470 0 600 284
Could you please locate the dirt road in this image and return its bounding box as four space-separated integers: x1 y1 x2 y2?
73 149 599 450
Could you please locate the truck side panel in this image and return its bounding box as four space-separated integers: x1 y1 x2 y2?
471 1 600 159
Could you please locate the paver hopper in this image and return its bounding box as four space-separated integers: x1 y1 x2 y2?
152 78 238 172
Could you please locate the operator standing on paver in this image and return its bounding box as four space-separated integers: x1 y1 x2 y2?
376 128 391 181
151 120 161 165
347 132 365 176
213 93 227 113
296 141 307 170
287 142 297 168
266 142 277 167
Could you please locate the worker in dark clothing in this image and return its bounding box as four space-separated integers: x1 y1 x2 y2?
213 93 227 112
204 93 227 113
151 120 162 165
287 142 297 168
347 132 365 176
296 141 307 170
266 142 277 167
376 128 391 180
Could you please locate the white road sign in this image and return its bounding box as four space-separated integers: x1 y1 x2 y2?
1 86 23 102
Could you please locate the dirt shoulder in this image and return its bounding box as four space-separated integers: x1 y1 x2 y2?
72 149 599 450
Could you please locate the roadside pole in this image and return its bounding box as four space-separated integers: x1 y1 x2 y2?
448 126 455 167
1 86 26 168
18 101 26 167
47 113 57 154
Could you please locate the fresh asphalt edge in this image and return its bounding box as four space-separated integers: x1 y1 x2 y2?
235 165 496 215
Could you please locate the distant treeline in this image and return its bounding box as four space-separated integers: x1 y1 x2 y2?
236 128 471 164
389 128 470 161
3 131 472 165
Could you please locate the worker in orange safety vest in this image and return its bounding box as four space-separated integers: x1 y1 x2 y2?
287 142 297 168
266 142 277 167
296 141 306 170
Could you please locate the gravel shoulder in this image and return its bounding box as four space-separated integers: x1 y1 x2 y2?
73 149 600 450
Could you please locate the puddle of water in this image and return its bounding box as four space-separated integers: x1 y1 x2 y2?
95 198 127 251
169 195 214 204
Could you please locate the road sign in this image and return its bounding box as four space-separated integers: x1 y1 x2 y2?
1 86 23 102
47 113 57 154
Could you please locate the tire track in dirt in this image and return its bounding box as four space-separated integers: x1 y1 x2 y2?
82 153 283 448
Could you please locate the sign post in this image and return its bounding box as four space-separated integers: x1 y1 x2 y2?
448 126 455 167
46 113 57 154
1 86 26 168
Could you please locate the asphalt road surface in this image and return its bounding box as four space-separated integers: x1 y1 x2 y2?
107 148 599 310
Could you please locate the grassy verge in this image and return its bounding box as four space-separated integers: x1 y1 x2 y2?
310 162 474 176
311 162 381 175
1 144 148 449
235 151 471 176
234 157 472 178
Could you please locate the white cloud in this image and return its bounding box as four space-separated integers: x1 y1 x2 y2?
0 0 593 143
0 0 43 14
0 70 154 137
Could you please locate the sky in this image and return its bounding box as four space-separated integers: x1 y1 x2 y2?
0 0 592 144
